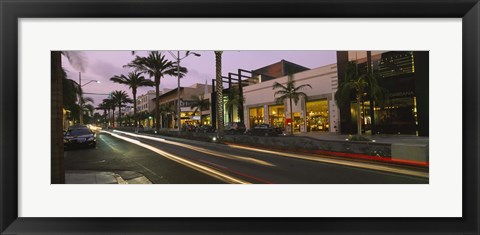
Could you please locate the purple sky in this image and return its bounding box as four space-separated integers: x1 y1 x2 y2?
62 51 337 108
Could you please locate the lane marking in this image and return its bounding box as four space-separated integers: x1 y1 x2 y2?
102 131 250 184
112 130 275 167
199 160 273 184
98 133 167 182
227 144 429 179
199 159 228 169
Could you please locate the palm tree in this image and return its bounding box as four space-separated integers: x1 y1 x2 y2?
189 94 211 125
79 96 95 124
62 69 81 111
96 101 110 126
62 68 82 127
335 61 386 137
102 98 116 127
110 71 154 127
136 111 150 127
111 90 133 127
93 113 102 125
52 51 86 184
272 74 312 135
124 51 187 132
214 51 224 138
159 103 175 128
225 86 244 123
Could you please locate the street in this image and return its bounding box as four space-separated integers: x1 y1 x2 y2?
64 130 429 184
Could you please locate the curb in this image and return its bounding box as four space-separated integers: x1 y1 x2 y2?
225 142 429 168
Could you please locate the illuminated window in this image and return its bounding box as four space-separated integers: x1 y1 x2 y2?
249 107 264 128
306 99 329 132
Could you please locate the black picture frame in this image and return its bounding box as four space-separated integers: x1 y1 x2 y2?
1 0 479 234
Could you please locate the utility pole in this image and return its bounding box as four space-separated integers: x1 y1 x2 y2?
79 72 83 124
176 51 181 130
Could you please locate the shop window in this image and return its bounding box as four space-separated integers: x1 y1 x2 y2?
374 97 417 134
268 105 285 130
306 99 329 132
350 100 372 133
249 107 264 128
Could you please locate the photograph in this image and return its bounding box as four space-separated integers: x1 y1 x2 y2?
2 0 479 233
54 50 429 184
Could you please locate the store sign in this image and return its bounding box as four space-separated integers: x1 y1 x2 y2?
285 118 292 124
192 116 201 120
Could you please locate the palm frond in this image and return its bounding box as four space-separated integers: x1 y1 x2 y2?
272 82 287 90
294 84 312 91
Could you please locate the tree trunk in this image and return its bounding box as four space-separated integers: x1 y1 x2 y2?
159 113 163 129
133 90 137 127
215 51 224 138
155 77 160 132
111 108 115 127
118 103 122 127
103 110 106 126
367 50 376 135
290 98 294 135
356 96 362 137
51 51 65 184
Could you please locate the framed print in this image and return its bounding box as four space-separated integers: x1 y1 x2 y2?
1 0 479 234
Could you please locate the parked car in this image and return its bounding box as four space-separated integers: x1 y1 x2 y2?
64 127 96 149
68 124 89 130
197 125 216 133
224 122 246 135
181 124 197 132
245 124 279 136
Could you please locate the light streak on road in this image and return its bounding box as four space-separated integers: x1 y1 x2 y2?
102 131 250 184
112 130 274 167
199 160 273 184
227 144 429 179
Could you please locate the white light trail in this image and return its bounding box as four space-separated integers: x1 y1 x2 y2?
102 131 250 184
112 130 274 167
227 144 429 179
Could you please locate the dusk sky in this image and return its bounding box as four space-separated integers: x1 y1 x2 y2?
62 51 337 108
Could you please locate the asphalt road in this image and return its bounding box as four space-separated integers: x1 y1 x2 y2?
64 130 429 184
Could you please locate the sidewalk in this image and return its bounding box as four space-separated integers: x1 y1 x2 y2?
295 132 429 145
65 171 152 184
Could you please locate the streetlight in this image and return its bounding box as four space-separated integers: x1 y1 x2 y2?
81 80 100 87
78 72 100 124
168 51 201 130
79 72 100 88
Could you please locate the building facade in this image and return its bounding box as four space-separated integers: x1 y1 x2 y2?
137 90 156 113
113 105 134 126
136 90 157 128
153 83 212 128
336 51 429 136
243 63 340 133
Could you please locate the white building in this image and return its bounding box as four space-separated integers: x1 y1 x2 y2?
137 90 157 113
113 105 134 119
243 63 340 133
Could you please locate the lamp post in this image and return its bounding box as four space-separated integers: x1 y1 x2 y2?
78 72 100 124
168 51 201 130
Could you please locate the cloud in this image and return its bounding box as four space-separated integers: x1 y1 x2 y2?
88 60 131 80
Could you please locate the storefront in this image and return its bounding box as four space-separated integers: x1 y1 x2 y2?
306 99 329 132
268 105 285 129
336 51 428 136
249 107 265 128
201 115 211 126
243 63 339 133
180 111 200 126
374 96 417 135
